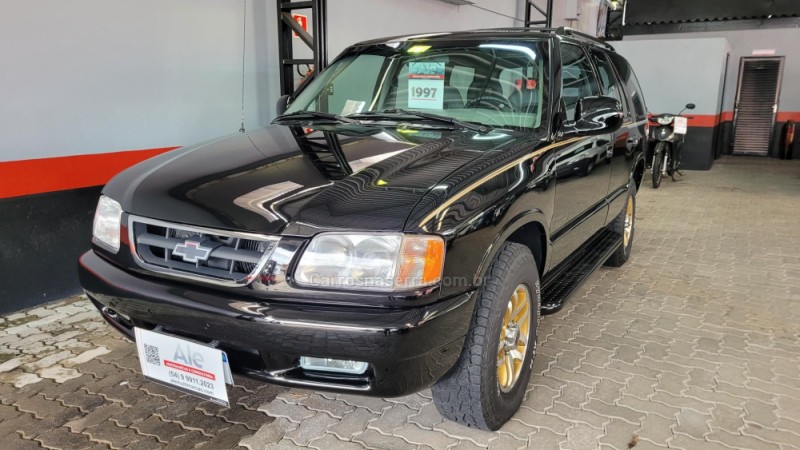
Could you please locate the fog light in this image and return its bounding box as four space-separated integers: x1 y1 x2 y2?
300 357 368 374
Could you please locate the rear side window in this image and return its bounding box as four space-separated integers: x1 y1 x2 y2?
590 50 627 115
560 43 601 121
609 53 647 120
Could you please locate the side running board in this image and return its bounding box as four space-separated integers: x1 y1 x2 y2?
540 229 622 314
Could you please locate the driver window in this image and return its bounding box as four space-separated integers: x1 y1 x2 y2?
560 43 601 121
590 50 626 114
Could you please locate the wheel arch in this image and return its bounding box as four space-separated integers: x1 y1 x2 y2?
632 155 645 190
474 211 548 284
631 133 647 191
506 222 546 278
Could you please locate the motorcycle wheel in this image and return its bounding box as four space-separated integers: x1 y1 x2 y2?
671 146 682 178
652 142 666 189
666 151 674 177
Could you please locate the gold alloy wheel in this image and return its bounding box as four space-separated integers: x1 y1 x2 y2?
623 195 634 248
497 284 531 393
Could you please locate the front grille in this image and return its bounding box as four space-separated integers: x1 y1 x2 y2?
129 216 279 285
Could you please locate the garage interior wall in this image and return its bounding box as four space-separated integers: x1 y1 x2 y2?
612 38 730 170
0 0 522 314
619 28 800 165
283 0 525 118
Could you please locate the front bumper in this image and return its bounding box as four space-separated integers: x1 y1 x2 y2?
78 251 475 397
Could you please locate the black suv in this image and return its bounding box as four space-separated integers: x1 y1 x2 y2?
79 27 647 430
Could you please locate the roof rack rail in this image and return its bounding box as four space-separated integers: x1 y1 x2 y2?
555 27 616 52
470 27 559 33
468 27 616 52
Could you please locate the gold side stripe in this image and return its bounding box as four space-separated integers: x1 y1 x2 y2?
419 136 584 228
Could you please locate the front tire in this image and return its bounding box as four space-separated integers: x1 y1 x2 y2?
669 144 682 179
432 242 540 431
651 142 666 188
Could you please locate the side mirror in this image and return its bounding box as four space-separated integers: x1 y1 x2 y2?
561 96 624 138
685 103 696 110
276 94 292 116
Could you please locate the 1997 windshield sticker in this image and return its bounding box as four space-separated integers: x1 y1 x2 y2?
408 62 445 110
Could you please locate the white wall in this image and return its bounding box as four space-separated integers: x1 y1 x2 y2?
329 0 520 52
0 0 246 162
621 28 800 113
612 38 729 117
0 0 521 163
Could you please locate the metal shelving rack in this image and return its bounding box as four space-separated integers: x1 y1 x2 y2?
276 0 328 96
525 0 554 28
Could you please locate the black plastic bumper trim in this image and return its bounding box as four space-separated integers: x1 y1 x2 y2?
79 251 475 397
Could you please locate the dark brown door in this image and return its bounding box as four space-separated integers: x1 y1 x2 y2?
732 57 784 156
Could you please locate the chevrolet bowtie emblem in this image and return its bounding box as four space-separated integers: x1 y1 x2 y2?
173 241 213 263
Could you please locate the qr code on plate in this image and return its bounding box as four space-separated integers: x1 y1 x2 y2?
143 344 160 366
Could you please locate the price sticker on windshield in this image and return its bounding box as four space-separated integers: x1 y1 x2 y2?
408 62 445 110
673 116 688 135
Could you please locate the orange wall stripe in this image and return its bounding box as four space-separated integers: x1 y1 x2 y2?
0 146 179 199
777 112 800 123
720 111 735 122
685 111 799 126
2 110 799 200
686 114 720 128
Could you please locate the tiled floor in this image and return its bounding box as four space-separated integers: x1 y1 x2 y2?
1 156 799 449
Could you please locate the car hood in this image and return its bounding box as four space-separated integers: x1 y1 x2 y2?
104 125 521 235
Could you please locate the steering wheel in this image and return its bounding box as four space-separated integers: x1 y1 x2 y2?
466 93 517 113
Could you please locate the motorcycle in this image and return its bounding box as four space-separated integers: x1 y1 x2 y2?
648 103 695 188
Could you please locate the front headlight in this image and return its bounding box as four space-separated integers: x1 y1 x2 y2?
294 233 445 291
92 195 123 253
656 115 675 125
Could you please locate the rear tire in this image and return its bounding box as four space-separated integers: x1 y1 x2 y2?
432 242 540 431
605 182 636 267
651 142 666 188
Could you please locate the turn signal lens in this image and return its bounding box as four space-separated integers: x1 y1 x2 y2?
395 236 445 289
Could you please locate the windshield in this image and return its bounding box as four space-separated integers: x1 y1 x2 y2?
284 39 550 131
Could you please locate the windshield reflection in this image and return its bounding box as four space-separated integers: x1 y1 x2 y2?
278 39 550 132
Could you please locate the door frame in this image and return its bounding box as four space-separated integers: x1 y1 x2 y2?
715 52 729 159
732 56 784 155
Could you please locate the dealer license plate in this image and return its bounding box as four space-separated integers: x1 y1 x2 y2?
134 327 232 406
673 116 688 135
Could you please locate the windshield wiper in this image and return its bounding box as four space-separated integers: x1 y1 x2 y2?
273 110 359 124
351 109 490 134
